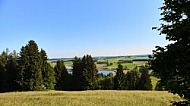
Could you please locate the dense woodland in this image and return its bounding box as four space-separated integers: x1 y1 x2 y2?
0 40 152 92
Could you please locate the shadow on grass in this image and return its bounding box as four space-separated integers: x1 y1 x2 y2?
171 101 190 106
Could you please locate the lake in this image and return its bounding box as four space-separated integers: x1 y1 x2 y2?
98 70 115 75
68 70 115 75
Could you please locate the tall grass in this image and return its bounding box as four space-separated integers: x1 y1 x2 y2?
0 90 182 106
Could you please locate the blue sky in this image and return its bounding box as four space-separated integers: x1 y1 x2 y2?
0 0 168 58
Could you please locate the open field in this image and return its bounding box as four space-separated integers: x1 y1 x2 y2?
96 56 148 70
0 90 182 106
48 56 149 70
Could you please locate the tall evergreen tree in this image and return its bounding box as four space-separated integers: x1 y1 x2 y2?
72 55 98 90
0 49 19 92
5 50 19 92
126 66 140 90
0 51 8 92
54 60 69 90
17 40 43 91
72 56 83 90
114 64 126 90
40 49 55 90
81 55 98 90
138 65 152 90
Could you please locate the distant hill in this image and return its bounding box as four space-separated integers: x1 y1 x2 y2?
48 54 152 61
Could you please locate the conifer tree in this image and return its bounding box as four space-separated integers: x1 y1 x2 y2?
5 50 19 91
114 64 126 90
72 56 83 90
99 73 114 90
54 60 69 90
72 55 98 90
0 49 19 92
17 40 43 91
126 66 140 90
81 55 98 90
0 51 8 92
138 65 152 90
40 49 55 90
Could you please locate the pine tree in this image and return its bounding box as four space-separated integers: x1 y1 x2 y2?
81 55 98 90
17 40 43 91
0 49 19 92
54 60 69 90
40 49 55 90
126 66 140 90
5 50 19 91
72 55 98 90
114 64 126 90
138 65 152 90
72 56 83 90
0 51 8 92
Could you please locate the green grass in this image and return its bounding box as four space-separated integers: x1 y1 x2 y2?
151 76 160 90
49 56 148 70
97 56 148 70
0 90 182 106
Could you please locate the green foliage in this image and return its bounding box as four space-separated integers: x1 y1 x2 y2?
72 57 83 90
17 40 43 91
0 49 19 92
155 81 165 91
149 0 190 101
81 55 98 90
126 66 140 90
40 49 55 90
99 73 114 90
138 65 152 90
72 55 98 90
54 60 69 90
114 64 126 90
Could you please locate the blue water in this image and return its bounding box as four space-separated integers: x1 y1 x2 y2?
66 66 115 75
98 70 115 75
68 70 115 75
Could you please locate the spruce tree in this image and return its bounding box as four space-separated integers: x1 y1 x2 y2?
17 40 43 91
138 65 152 90
81 55 98 90
6 50 19 91
114 64 126 90
72 55 98 90
40 49 55 90
84 55 98 89
126 66 140 90
0 49 19 92
54 60 69 90
72 56 83 90
0 51 8 92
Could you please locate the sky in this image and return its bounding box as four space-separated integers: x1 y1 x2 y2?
0 0 168 58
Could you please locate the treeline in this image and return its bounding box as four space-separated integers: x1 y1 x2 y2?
0 40 152 92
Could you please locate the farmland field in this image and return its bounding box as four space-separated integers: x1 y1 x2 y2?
48 56 149 70
0 90 182 106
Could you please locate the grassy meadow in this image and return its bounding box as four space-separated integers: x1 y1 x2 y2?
96 56 148 70
0 90 182 106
